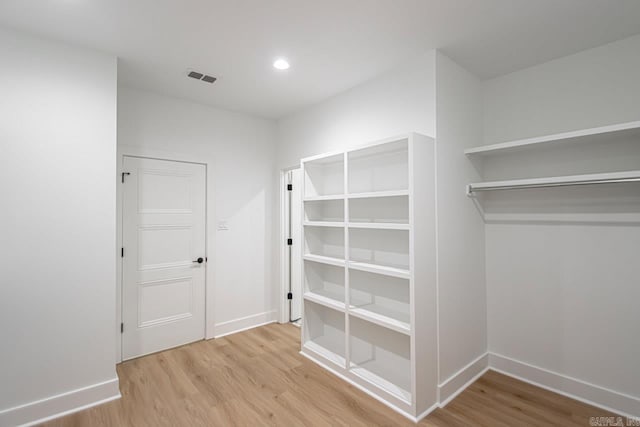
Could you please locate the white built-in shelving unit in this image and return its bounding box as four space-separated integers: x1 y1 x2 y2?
300 134 438 421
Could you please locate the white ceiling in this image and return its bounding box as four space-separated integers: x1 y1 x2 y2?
2 0 640 119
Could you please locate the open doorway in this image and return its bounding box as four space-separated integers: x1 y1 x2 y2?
281 168 302 324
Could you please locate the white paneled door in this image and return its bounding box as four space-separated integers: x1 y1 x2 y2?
122 156 206 360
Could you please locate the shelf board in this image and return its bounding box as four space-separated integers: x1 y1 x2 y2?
304 221 345 228
303 340 346 368
350 363 411 403
467 170 640 194
303 254 346 268
347 190 409 199
465 120 640 156
348 222 409 230
304 291 345 312
301 150 345 165
348 138 409 158
348 261 410 279
349 306 410 335
303 195 345 202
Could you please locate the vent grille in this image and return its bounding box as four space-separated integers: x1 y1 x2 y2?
187 70 217 84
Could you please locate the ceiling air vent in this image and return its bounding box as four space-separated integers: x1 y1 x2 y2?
187 70 217 84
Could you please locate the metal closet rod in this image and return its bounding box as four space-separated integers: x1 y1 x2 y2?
466 176 640 196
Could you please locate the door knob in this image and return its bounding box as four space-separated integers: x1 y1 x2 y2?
193 257 204 264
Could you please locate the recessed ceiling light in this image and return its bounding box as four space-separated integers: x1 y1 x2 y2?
273 58 290 70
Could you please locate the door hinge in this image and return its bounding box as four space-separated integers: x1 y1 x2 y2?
287 184 293 191
287 292 293 300
287 238 293 246
121 247 124 257
121 172 130 183
120 323 124 333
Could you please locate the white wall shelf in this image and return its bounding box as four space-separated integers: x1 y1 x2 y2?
303 195 345 202
349 195 409 225
348 139 408 194
464 120 640 156
300 133 437 421
302 254 345 268
303 221 345 228
350 317 412 403
467 170 640 196
304 259 345 311
303 340 346 368
347 222 410 230
303 225 344 259
349 227 410 271
348 261 410 279
351 364 411 403
304 291 345 312
349 306 410 335
304 152 344 197
347 189 409 199
350 269 410 334
304 199 344 222
303 299 346 368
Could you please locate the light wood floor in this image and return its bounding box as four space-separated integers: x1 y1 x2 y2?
41 323 616 426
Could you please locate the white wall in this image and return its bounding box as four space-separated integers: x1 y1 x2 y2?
434 53 487 396
483 34 640 144
277 50 488 401
482 34 640 415
117 87 278 339
277 52 436 170
0 27 119 425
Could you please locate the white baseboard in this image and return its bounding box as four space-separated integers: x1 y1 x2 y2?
0 377 120 427
489 352 640 418
438 352 489 407
213 310 278 338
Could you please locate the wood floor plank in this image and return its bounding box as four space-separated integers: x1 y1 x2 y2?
39 323 619 426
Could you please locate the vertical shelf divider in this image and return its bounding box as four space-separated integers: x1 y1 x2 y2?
344 151 351 370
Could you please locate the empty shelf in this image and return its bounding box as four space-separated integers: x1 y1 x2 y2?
464 120 640 156
304 254 346 267
303 195 345 202
348 261 410 279
304 340 346 368
351 363 411 403
348 222 409 230
304 300 346 368
347 190 409 199
349 305 410 335
304 221 345 228
304 291 345 312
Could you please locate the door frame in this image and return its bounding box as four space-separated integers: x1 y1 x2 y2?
116 145 212 363
278 166 301 325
